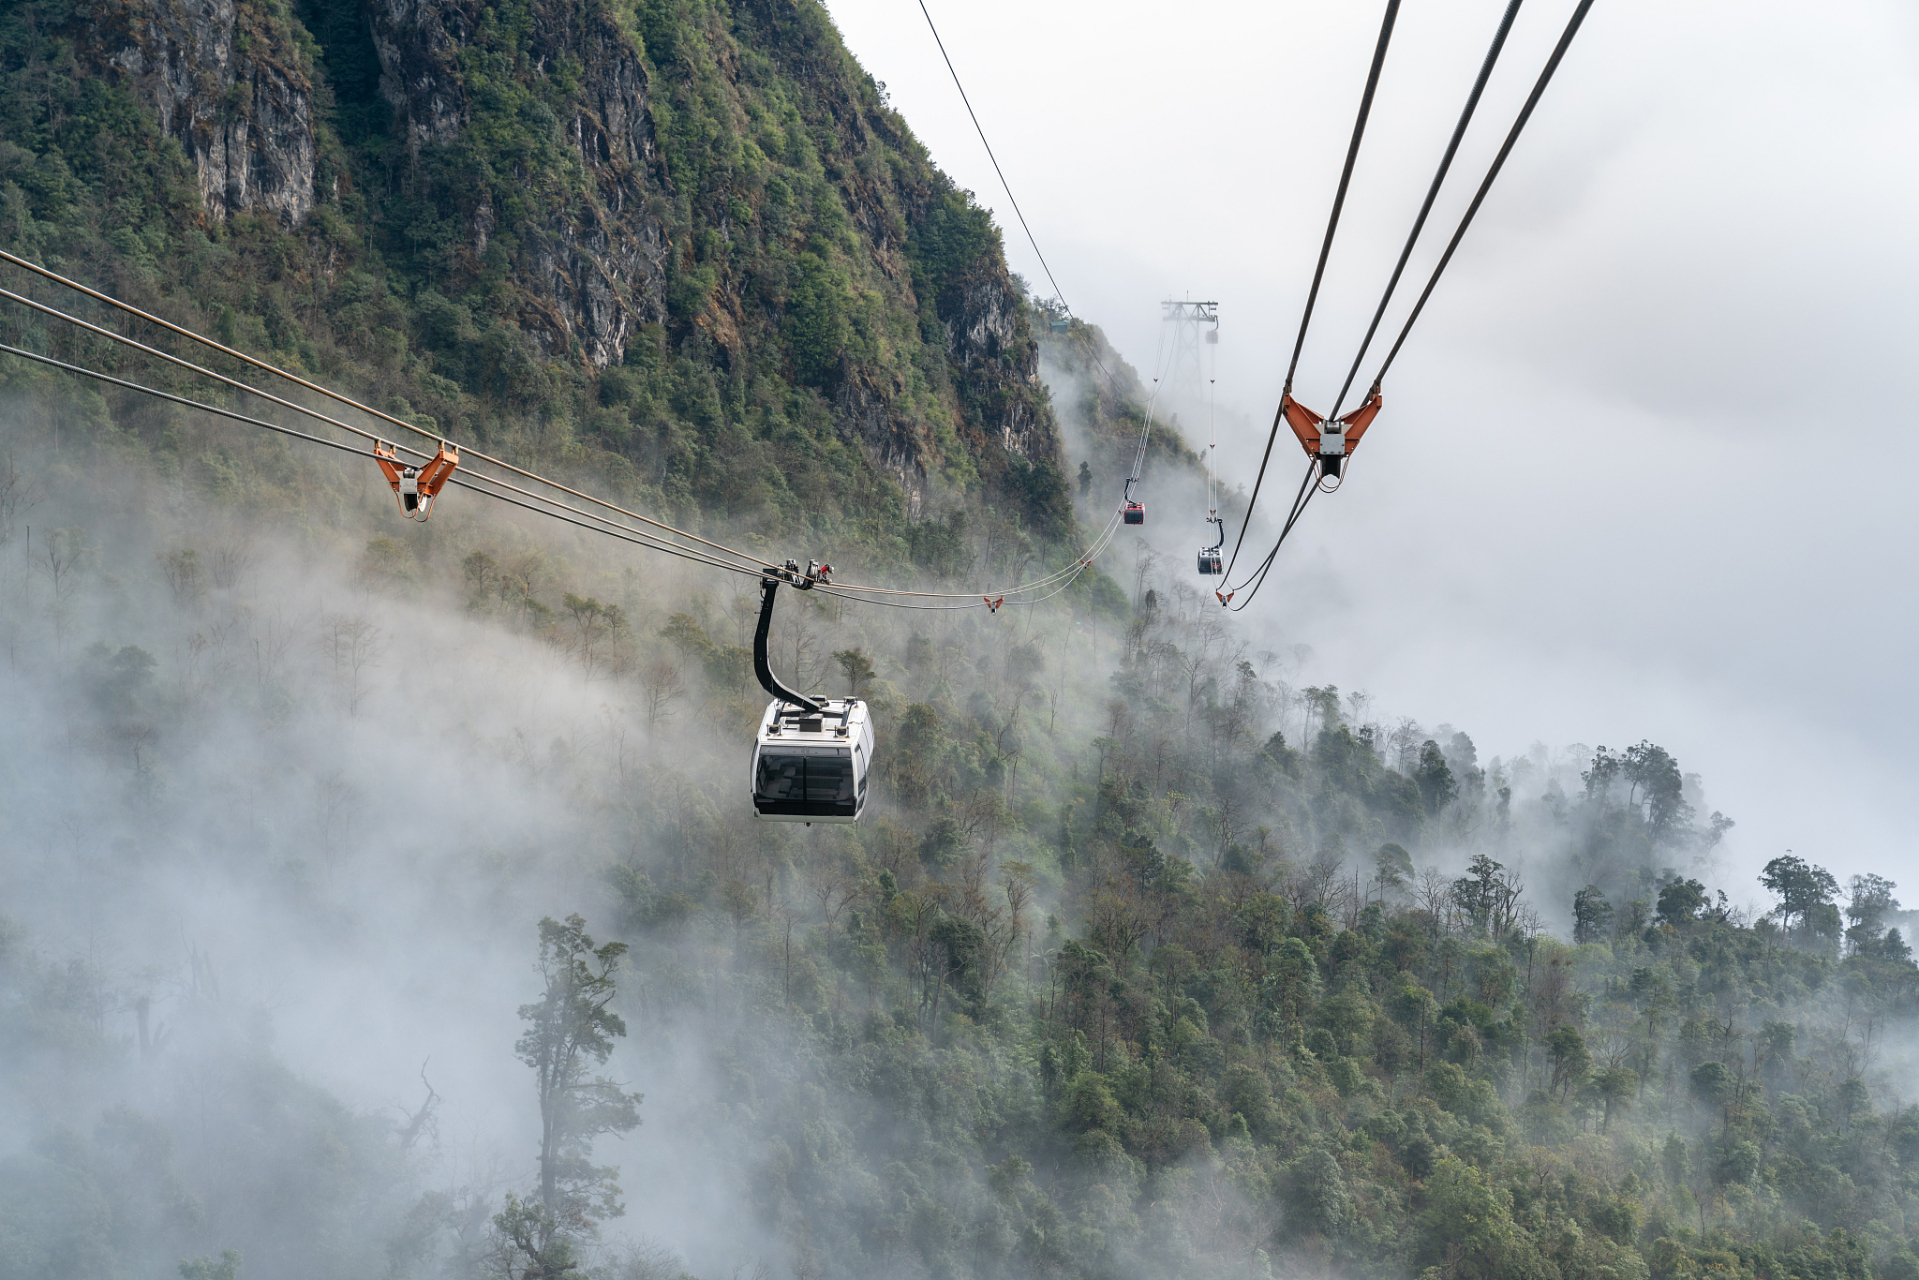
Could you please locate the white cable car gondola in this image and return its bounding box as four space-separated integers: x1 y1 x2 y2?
751 699 873 824
748 561 874 823
1198 513 1225 575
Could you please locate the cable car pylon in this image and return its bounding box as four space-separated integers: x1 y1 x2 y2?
1174 301 1224 576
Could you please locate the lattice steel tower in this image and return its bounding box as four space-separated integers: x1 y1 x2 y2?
1161 298 1219 412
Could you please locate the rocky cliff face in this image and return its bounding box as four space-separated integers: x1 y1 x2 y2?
363 0 670 366
724 0 1061 519
945 263 1048 459
366 0 469 150
88 0 316 224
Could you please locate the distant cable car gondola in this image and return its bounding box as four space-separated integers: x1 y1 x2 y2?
1199 362 1223 574
1197 513 1224 574
1198 515 1224 575
1122 477 1144 525
749 561 873 824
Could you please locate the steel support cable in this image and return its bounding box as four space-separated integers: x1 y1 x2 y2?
5 257 1130 609
0 249 777 573
1205 335 1224 553
0 251 1159 607
816 588 985 611
1328 0 1524 420
0 284 434 460
1115 325 1173 513
911 0 1134 403
1229 497 1312 612
434 479 761 578
0 341 765 579
821 548 1102 611
2 170 1156 604
427 469 760 577
1226 0 1593 613
1225 459 1314 596
834 508 1119 602
1121 323 1176 493
1223 0 1399 585
1220 399 1287 582
1231 445 1369 614
1207 343 1219 522
915 0 1067 316
771 479 1128 606
1285 0 1402 394
1234 464 1317 597
1 336 1103 616
1367 0 1596 392
0 341 376 464
0 287 771 573
1227 461 1320 612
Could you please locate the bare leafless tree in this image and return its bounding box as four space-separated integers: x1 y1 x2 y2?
810 862 862 934
1416 867 1456 927
0 452 45 546
639 653 684 728
395 1060 441 1153
37 526 84 646
209 537 255 590
319 613 384 716
251 608 296 692
1387 717 1425 774
777 601 825 692
1132 537 1159 605
1000 860 1036 972
158 548 205 607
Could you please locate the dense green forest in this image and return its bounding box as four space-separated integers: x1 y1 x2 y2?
1 0 1916 1279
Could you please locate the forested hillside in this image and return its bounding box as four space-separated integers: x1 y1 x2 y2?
1 2 1916 1280
0 0 1068 543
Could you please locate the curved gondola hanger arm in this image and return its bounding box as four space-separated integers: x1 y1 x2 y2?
755 561 829 715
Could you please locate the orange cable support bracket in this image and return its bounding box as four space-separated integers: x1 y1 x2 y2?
376 439 460 520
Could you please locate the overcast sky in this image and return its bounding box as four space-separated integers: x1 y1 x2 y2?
824 0 1919 897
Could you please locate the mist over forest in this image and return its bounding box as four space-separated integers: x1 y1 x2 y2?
2 0 1917 1275
4 410 1916 1280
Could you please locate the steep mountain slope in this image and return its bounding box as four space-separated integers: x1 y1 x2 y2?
0 0 1066 543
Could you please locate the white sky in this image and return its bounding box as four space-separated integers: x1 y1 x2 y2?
823 0 1919 895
